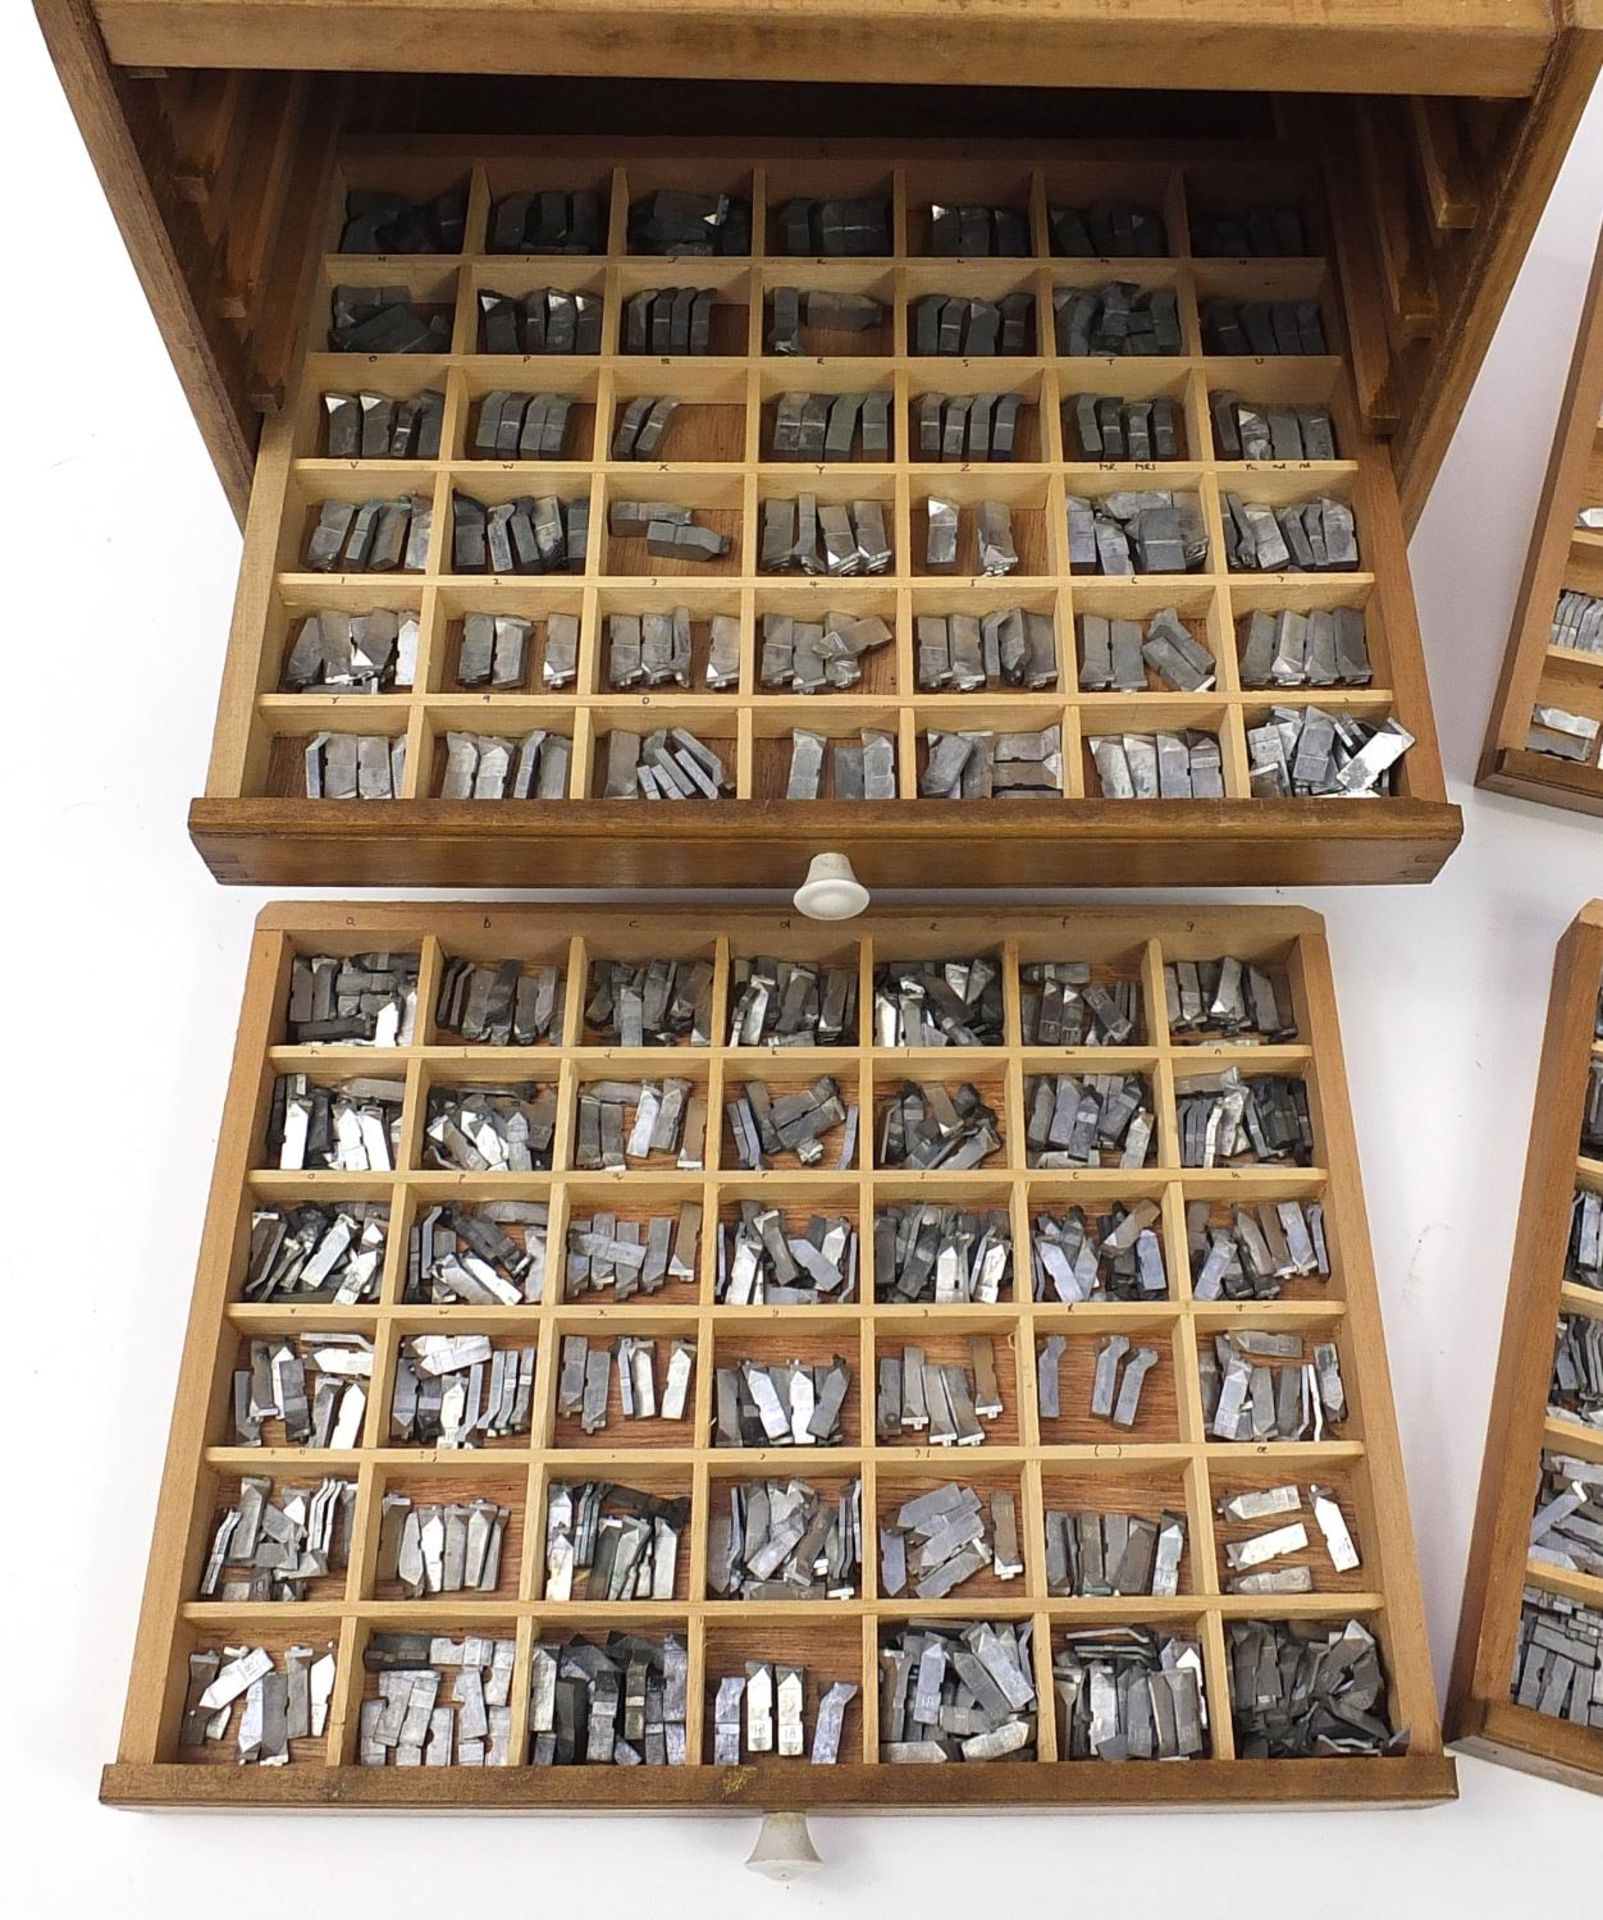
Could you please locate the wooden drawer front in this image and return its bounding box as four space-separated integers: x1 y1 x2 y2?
188 138 1460 891
103 902 1452 1810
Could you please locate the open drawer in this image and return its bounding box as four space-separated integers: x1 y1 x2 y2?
103 900 1452 1810
1448 900 1603 1794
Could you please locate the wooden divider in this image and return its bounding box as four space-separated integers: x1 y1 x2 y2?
103 902 1452 1810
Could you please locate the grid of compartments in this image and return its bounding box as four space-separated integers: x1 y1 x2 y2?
104 904 1450 1809
1449 900 1603 1794
1481 227 1603 816
191 140 1459 890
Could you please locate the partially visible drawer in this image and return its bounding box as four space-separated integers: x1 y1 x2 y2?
1480 228 1603 815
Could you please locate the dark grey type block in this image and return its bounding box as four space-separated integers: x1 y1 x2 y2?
648 289 673 354
991 394 1022 459
825 392 864 461
323 392 362 459
926 497 960 572
612 394 654 460
1201 298 1247 355
609 500 691 536
777 197 815 255
1271 305 1302 355
666 287 696 353
968 394 997 460
1000 291 1032 353
1050 205 1094 255
633 396 680 460
330 288 451 355
772 391 806 458
918 391 945 458
406 388 444 458
523 290 549 352
1074 393 1103 458
915 294 943 355
798 393 832 461
861 390 892 457
965 300 1002 356
485 503 517 574
545 290 577 354
772 196 891 256
977 499 1018 577
1210 388 1242 458
1203 297 1321 357
487 188 605 255
759 496 797 572
367 498 412 572
1212 395 1338 463
938 297 967 354
626 289 654 353
307 500 357 571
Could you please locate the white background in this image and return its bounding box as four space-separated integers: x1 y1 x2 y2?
5 13 1602 1908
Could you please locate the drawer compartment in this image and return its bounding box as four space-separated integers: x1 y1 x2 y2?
189 139 1460 889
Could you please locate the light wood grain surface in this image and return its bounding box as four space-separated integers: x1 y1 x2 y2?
105 901 1452 1810
187 137 1462 889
